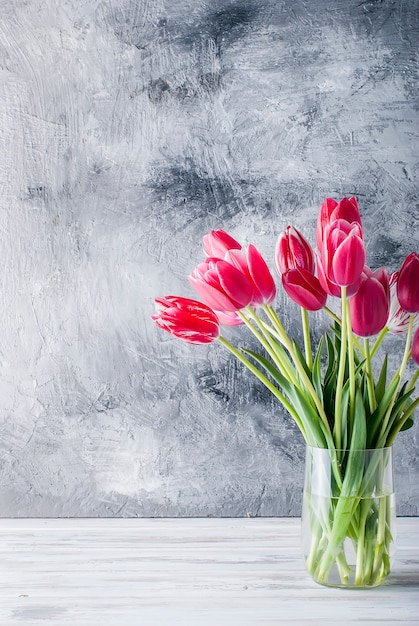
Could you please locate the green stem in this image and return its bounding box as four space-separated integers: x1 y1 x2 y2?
324 305 364 357
263 305 334 443
218 335 308 442
301 307 313 370
364 338 377 414
354 499 370 586
324 306 342 325
345 293 356 430
237 309 292 379
407 368 419 392
371 495 388 578
334 287 348 451
370 326 389 359
378 314 415 443
240 308 301 388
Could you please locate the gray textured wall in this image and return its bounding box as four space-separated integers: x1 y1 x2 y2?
0 0 418 517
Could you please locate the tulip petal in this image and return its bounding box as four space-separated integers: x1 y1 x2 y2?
397 252 419 313
152 296 220 344
316 198 338 248
188 259 254 311
227 245 276 306
349 273 389 337
214 310 246 326
331 197 362 226
247 244 277 304
332 233 365 286
216 260 254 307
188 274 241 311
387 271 419 334
282 268 327 311
275 226 314 276
203 230 242 257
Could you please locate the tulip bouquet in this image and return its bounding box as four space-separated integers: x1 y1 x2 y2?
153 197 419 587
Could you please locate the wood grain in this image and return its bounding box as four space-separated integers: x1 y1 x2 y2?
0 518 417 625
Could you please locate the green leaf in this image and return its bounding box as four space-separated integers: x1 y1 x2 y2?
366 377 399 448
385 396 419 446
323 335 338 419
336 384 350 452
341 390 367 497
378 385 415 445
312 336 325 404
392 386 414 418
400 417 414 432
324 333 336 384
292 339 312 382
242 348 327 448
375 355 388 405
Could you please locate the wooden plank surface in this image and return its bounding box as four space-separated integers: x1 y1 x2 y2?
0 518 417 625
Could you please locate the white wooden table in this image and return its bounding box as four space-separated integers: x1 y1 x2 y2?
0 518 417 625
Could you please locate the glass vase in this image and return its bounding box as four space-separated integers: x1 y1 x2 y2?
301 446 396 588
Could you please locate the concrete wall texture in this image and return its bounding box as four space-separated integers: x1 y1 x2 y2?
0 0 418 517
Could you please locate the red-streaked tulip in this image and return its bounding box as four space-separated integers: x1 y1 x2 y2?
316 196 362 249
282 267 327 311
152 296 220 344
225 244 277 305
188 258 254 312
275 226 315 276
397 252 419 313
349 267 390 337
412 327 419 366
203 229 242 257
387 272 419 334
320 219 366 287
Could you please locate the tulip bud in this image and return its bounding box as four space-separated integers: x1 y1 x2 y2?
397 252 419 313
320 219 366 288
316 251 362 298
275 226 315 276
387 272 419 334
349 267 390 337
226 244 277 305
203 230 242 258
412 327 419 366
188 258 254 312
282 267 327 311
152 296 220 344
316 197 361 249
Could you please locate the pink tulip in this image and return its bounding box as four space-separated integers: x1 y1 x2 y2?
397 252 419 313
282 267 327 311
349 267 390 337
316 251 361 298
387 272 419 334
152 296 220 344
188 258 254 312
203 229 242 257
225 244 277 305
214 310 246 326
320 219 366 288
412 327 419 366
275 226 315 276
316 196 362 249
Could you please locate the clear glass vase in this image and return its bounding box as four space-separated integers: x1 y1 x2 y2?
301 446 396 588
